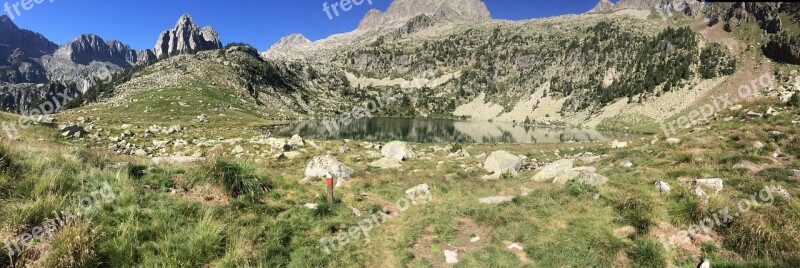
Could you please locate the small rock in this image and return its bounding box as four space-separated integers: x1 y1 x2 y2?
304 203 318 210
655 181 671 194
666 138 682 145
444 250 459 264
611 140 628 149
694 187 709 203
470 236 480 242
695 178 723 193
753 141 765 150
507 243 524 251
232 146 245 154
619 160 633 168
479 195 514 204
134 149 148 157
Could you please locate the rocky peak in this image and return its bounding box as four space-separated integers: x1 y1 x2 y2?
0 15 58 60
357 0 491 30
588 0 616 14
154 14 222 59
269 33 311 51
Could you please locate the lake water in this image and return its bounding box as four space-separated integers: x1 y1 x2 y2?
276 117 640 144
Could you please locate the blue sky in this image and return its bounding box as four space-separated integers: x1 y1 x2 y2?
6 0 608 51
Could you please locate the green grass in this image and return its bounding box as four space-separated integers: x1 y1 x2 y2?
2 94 800 267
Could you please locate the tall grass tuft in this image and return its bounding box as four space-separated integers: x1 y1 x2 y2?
629 238 668 267
616 192 655 235
197 160 271 199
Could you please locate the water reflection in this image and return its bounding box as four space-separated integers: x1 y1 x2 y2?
276 118 639 144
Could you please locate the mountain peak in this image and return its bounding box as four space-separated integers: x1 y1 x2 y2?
175 13 195 28
154 14 222 59
357 0 490 30
587 0 616 14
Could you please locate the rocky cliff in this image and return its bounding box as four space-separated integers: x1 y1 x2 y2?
154 14 222 59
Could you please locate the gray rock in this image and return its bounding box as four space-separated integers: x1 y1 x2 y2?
695 178 723 193
666 138 682 145
576 173 609 186
405 184 430 195
282 151 303 160
369 157 403 169
444 250 459 264
479 195 515 204
531 159 574 183
381 141 415 161
304 155 354 186
232 145 245 154
134 149 148 157
611 140 628 148
483 151 522 175
656 180 671 194
753 141 765 150
288 134 305 147
59 124 87 139
154 14 222 59
152 156 204 165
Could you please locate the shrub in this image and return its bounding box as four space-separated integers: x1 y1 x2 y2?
201 160 271 199
616 192 655 234
629 238 668 267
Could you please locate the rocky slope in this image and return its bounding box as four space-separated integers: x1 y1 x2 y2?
154 14 222 59
0 15 57 84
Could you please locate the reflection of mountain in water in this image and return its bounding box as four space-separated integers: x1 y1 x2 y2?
277 118 638 144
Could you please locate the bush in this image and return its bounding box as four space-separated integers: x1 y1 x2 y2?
629 238 668 267
201 160 271 199
616 192 655 234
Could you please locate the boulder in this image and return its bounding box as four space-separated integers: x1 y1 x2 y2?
576 172 609 186
531 159 574 182
282 151 303 160
304 155 354 186
381 141 415 161
483 151 523 175
369 157 403 169
695 178 723 193
552 167 597 185
288 134 305 147
59 124 87 139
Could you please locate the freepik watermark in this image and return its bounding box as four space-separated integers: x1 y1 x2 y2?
658 184 782 251
659 73 772 138
3 182 116 256
2 87 80 139
322 0 373 20
320 184 432 255
3 0 54 20
322 87 413 134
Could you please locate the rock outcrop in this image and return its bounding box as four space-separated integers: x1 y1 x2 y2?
357 0 490 31
154 14 222 59
763 39 800 64
0 15 57 84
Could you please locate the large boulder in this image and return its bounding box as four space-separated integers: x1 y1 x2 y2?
288 134 305 147
304 155 354 186
483 151 523 175
531 159 574 182
59 124 87 139
576 172 609 186
381 141 415 161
